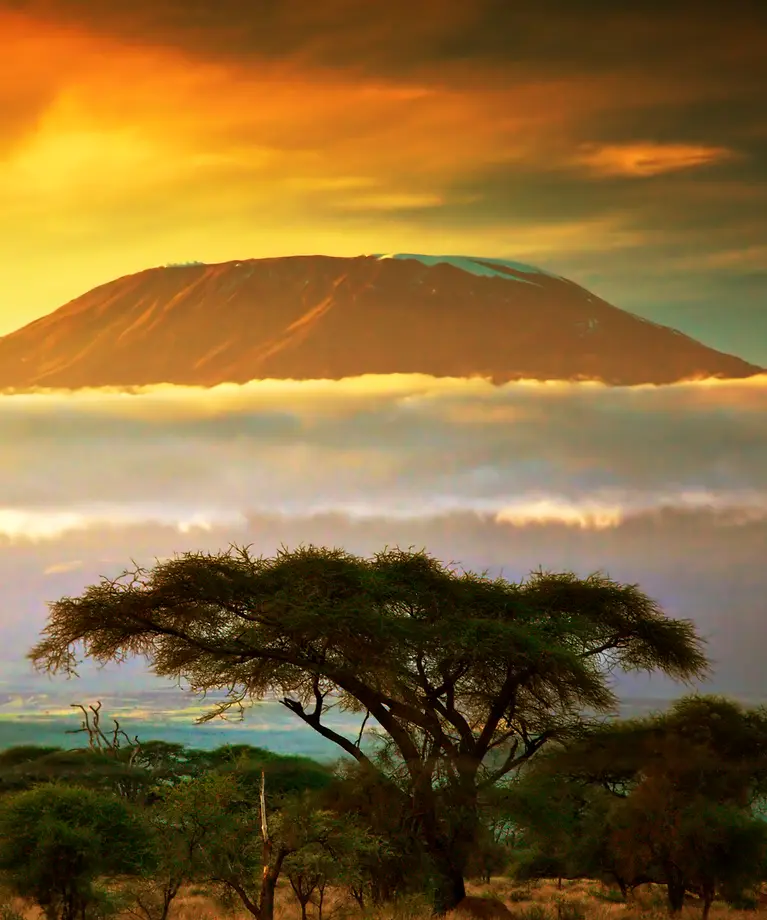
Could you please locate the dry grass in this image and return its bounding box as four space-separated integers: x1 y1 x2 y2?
2 878 767 920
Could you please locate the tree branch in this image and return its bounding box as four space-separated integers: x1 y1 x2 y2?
478 730 557 789
280 697 375 769
211 877 260 919
475 668 519 759
355 710 370 750
579 634 627 658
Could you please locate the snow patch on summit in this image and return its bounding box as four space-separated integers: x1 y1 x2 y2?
371 253 561 285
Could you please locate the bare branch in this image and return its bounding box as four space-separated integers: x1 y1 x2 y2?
281 697 374 768
355 710 370 750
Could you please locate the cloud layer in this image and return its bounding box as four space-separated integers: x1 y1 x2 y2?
2 375 766 538
1 373 765 704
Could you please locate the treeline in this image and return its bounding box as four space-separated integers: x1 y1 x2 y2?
0 712 382 920
15 543 767 918
3 693 767 920
0 709 452 920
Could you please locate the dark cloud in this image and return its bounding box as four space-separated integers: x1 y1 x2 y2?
7 0 765 89
375 139 765 232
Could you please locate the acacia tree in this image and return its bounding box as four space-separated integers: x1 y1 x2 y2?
0 783 155 920
282 800 382 920
318 758 432 905
608 782 767 918
28 544 708 914
519 695 767 915
139 769 282 920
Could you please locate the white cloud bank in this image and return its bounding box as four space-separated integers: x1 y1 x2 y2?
1 373 765 540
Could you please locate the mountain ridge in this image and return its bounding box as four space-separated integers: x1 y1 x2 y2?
0 253 762 389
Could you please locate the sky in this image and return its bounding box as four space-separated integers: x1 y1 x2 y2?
0 0 765 363
1 2 767 727
2 373 767 706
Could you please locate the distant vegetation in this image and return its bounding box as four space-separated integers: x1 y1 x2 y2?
3 543 765 920
163 261 206 267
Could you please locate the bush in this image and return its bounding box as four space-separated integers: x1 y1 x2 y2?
724 892 759 911
0 906 25 920
0 784 156 920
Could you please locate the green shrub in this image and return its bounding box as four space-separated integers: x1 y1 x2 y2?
0 905 25 920
725 892 759 911
0 784 156 920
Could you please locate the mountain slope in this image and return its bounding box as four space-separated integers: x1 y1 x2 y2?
0 254 761 388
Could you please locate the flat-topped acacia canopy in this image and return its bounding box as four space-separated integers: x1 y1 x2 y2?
28 543 709 914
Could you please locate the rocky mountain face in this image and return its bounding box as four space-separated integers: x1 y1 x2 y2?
0 254 762 388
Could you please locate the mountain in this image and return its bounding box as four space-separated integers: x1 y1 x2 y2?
0 253 762 388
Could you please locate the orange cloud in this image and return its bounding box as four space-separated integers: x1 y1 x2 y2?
2 7 735 207
0 5 762 343
573 142 738 177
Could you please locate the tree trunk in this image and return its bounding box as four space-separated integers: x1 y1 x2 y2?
667 878 686 915
418 814 468 915
426 798 481 912
700 881 715 920
259 857 286 920
430 849 467 916
259 874 277 920
258 769 287 920
317 882 326 920
160 880 181 920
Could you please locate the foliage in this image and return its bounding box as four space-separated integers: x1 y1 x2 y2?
0 747 153 801
281 798 383 920
318 758 433 904
0 905 25 920
518 905 549 920
464 825 510 882
724 890 760 910
121 771 260 920
209 745 335 804
28 543 709 912
508 889 532 902
0 783 155 920
586 885 624 903
509 693 767 914
0 745 62 768
608 788 767 917
152 771 263 903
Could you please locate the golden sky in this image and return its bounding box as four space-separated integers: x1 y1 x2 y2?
1 1 765 361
